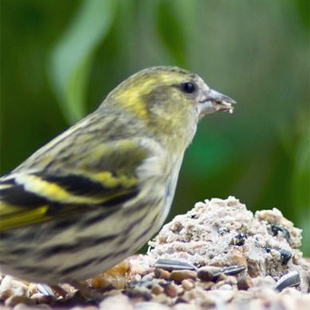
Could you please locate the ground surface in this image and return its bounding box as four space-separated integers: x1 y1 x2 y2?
0 197 309 309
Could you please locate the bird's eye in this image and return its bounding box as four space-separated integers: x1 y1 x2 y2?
181 82 196 94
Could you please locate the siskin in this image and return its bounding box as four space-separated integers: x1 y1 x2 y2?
0 66 235 285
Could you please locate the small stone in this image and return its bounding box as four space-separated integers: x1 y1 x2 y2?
127 287 152 301
225 276 238 286
197 267 220 281
13 304 31 310
172 303 199 310
151 284 164 295
99 293 133 310
134 301 170 310
203 290 234 305
131 274 142 282
0 276 14 299
213 280 226 288
154 268 171 280
141 274 154 282
30 293 54 304
0 276 28 300
197 281 213 291
237 276 252 290
217 273 227 281
5 295 32 307
181 280 195 291
152 293 171 305
164 283 179 298
170 270 197 283
218 284 233 290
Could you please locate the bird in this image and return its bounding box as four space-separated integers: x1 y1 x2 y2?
0 66 235 285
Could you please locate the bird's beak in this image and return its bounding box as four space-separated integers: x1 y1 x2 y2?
199 89 236 115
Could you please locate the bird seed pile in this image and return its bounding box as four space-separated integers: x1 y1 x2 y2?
0 197 309 310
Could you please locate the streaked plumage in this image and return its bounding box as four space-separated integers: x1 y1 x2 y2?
0 66 235 284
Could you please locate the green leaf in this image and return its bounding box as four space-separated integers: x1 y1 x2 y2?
48 0 117 123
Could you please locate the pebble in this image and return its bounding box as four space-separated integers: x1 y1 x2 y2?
225 276 238 285
134 301 171 310
0 276 27 299
141 273 154 282
13 303 31 310
30 293 54 304
99 294 133 310
131 274 142 282
214 280 228 289
0 276 13 295
154 268 171 280
197 267 220 281
218 273 227 281
15 303 50 310
203 289 234 305
127 287 153 301
170 270 197 283
218 284 233 290
164 283 179 298
151 284 164 295
5 295 33 307
152 293 172 305
237 276 252 290
181 280 195 291
197 281 213 290
172 304 200 310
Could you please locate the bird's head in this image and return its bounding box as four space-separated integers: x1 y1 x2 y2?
104 66 236 150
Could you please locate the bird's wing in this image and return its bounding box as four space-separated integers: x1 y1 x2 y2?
0 139 152 231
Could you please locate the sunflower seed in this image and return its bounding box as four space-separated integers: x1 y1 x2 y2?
220 265 246 276
154 259 196 271
275 271 300 291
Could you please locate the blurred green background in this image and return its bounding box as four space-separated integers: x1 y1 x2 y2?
1 0 309 255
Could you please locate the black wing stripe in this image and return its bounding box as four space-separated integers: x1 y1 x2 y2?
40 173 137 198
0 184 48 207
40 174 106 196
